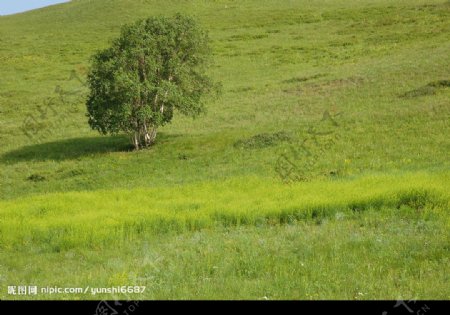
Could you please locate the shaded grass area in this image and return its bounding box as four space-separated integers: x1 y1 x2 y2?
0 171 448 252
1 134 132 163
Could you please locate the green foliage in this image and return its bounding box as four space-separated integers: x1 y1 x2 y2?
86 14 216 149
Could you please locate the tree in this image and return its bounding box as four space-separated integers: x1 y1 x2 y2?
86 14 217 150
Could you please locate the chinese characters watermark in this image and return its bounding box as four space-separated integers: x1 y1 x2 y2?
382 300 430 315
275 108 343 183
21 69 87 143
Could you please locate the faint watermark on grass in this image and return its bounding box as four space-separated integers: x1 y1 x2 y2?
94 241 160 315
275 108 343 183
427 103 450 127
21 69 87 143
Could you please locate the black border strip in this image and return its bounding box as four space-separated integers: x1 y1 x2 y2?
0 300 448 315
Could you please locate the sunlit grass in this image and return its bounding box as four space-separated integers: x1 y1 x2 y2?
1 171 448 251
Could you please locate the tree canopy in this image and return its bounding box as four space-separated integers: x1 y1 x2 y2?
86 14 216 150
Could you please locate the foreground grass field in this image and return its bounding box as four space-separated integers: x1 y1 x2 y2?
0 0 449 299
1 171 449 299
3 208 450 299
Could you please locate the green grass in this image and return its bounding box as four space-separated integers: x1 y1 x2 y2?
1 171 449 250
0 0 449 300
1 0 449 199
3 200 450 299
1 171 449 299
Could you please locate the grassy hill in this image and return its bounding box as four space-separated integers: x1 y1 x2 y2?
0 0 449 299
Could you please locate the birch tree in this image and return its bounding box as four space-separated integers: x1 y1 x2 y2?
86 14 216 150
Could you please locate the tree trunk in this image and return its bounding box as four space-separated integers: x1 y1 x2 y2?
133 124 157 149
143 122 152 147
150 126 157 144
132 131 140 150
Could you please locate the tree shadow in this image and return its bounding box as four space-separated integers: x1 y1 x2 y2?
1 132 184 163
1 134 134 163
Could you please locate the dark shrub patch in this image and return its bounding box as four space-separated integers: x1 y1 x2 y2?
27 174 46 182
396 189 435 210
234 131 292 149
282 73 325 84
178 153 188 160
401 79 450 98
226 33 268 41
